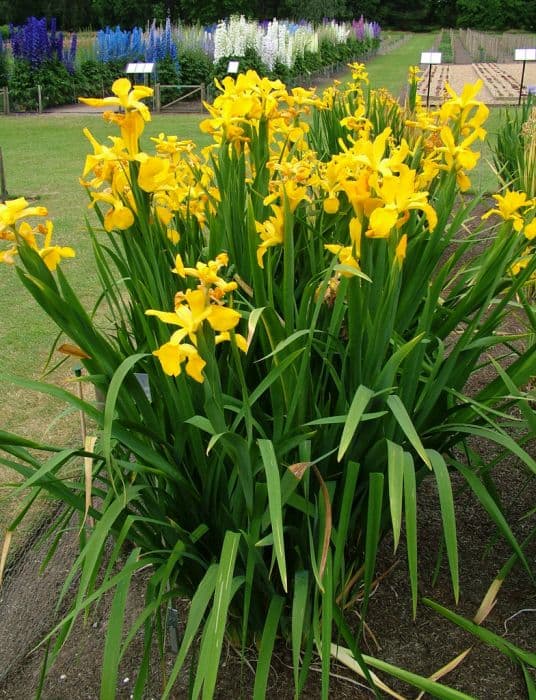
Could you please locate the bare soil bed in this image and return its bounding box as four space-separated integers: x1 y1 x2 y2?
418 31 536 105
418 62 536 105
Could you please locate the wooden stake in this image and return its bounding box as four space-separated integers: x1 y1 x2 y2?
0 147 7 201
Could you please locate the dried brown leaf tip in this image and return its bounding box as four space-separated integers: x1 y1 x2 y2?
288 462 312 479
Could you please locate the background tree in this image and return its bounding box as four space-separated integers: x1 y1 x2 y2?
1 0 535 33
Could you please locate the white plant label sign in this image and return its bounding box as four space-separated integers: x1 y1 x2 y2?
515 49 536 61
421 52 442 64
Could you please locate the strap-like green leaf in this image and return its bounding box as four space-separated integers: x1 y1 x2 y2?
253 595 284 700
337 385 374 462
100 549 139 700
258 439 288 592
427 450 459 604
161 565 219 699
292 571 309 695
403 452 418 619
361 473 384 625
423 597 536 668
333 460 360 591
102 353 147 465
387 395 431 468
386 441 404 552
321 552 333 700
454 460 531 578
194 531 242 700
361 648 475 699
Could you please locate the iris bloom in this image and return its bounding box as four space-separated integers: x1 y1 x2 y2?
510 247 535 277
80 79 153 156
147 273 244 382
36 221 75 271
481 190 533 232
0 198 47 236
437 126 480 192
256 205 285 268
173 253 238 295
439 81 489 132
91 191 135 232
325 243 360 276
137 156 174 193
524 219 536 240
153 341 206 381
80 78 153 122
366 165 437 238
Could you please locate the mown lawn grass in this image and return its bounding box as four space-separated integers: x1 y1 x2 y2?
366 32 439 95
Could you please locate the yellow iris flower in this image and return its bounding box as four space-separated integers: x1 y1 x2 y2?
147 254 244 383
481 190 533 232
256 205 285 268
173 253 238 295
153 341 206 381
0 198 48 235
79 78 153 122
137 155 174 193
366 165 437 238
36 221 75 271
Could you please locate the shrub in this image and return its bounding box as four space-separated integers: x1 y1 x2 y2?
0 36 8 88
178 46 213 87
270 58 291 84
75 58 126 98
156 54 180 105
1 68 535 698
8 17 78 109
7 59 75 110
36 59 76 106
6 59 36 110
293 49 322 77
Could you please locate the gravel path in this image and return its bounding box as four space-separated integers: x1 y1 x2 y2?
451 30 473 64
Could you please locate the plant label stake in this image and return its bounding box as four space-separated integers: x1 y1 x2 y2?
74 365 86 444
515 48 536 105
421 52 442 108
0 147 7 201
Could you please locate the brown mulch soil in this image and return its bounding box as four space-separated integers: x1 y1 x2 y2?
0 198 535 699
1 464 534 699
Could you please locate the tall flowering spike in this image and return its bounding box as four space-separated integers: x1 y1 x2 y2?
9 16 75 70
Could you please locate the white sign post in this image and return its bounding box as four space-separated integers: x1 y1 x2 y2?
226 60 240 75
125 62 155 87
420 52 442 108
514 49 536 105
